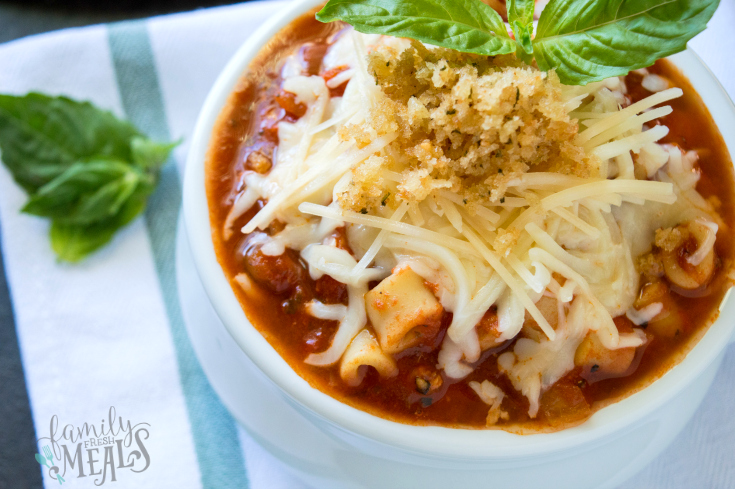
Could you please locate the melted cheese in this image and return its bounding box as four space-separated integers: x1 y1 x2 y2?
227 33 707 416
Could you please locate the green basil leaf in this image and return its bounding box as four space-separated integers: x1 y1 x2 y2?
131 136 180 170
507 0 535 29
49 179 152 262
22 159 133 220
50 220 119 263
60 168 142 225
508 0 534 62
0 93 140 192
534 0 720 85
316 0 516 56
28 161 152 227
512 21 534 58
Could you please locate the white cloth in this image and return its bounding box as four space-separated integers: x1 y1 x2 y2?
0 1 732 488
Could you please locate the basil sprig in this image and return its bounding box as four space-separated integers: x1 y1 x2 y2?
0 93 178 262
317 0 720 85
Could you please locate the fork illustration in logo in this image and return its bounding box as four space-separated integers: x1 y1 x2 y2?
34 445 65 485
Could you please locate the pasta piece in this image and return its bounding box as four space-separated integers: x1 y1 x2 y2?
305 300 348 321
632 280 684 338
384 235 473 348
499 295 592 417
365 267 443 354
340 329 398 386
469 380 509 426
475 309 502 351
626 303 663 326
234 273 262 298
574 331 638 378
661 220 717 289
437 332 477 379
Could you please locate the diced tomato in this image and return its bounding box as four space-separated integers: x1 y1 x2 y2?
321 65 350 97
322 65 349 83
275 91 307 119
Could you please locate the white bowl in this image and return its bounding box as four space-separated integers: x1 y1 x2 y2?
183 1 735 486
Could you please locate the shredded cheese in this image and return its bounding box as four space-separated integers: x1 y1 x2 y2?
226 33 703 415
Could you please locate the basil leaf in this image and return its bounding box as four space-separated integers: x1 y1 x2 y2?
49 178 152 263
56 167 142 225
22 159 134 220
507 0 535 29
131 136 179 170
512 21 534 61
50 221 119 263
21 158 155 227
508 0 534 61
317 0 516 56
534 0 720 85
0 93 139 192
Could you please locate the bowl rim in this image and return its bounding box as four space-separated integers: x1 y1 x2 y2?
183 0 735 459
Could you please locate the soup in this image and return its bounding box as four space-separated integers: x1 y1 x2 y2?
205 8 734 431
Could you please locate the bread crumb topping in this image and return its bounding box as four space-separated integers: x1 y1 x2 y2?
336 41 598 214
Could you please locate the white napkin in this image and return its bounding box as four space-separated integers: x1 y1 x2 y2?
0 1 732 488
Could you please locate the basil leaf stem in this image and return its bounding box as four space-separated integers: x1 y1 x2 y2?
507 0 535 63
507 0 535 35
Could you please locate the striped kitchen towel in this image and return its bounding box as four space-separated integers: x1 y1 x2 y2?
0 1 733 488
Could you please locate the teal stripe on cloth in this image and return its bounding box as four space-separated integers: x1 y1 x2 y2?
107 21 249 489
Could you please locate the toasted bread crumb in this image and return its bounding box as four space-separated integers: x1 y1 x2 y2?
337 41 597 213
